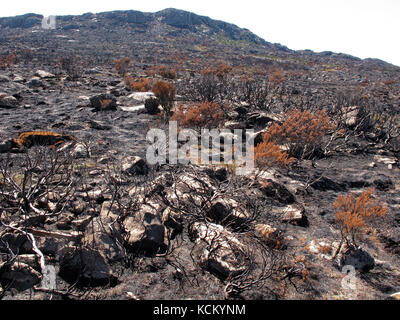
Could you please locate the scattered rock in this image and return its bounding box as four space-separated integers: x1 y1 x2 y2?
373 176 394 191
123 205 166 255
0 94 18 109
391 292 400 300
59 247 117 287
342 106 360 128
282 204 308 227
70 200 85 215
0 75 10 82
71 216 93 231
90 93 117 111
190 222 248 280
0 263 42 291
13 75 25 83
128 91 155 102
0 139 15 153
83 201 125 262
214 167 228 181
305 239 338 260
259 179 296 204
34 70 56 79
373 155 397 166
368 162 377 168
207 197 250 225
35 237 70 257
247 112 281 127
340 248 375 272
14 254 41 271
0 233 33 254
121 156 149 175
72 143 89 159
255 224 283 247
224 120 244 131
27 77 43 87
144 97 160 115
162 207 184 236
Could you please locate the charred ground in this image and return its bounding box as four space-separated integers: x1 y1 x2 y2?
0 9 400 300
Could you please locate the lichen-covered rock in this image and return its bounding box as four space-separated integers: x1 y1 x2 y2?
34 70 56 79
282 204 308 226
123 202 166 255
83 201 125 262
0 94 18 109
190 222 248 279
207 197 250 225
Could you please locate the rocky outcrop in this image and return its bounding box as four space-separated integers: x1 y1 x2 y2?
122 202 166 255
190 222 248 280
83 201 125 263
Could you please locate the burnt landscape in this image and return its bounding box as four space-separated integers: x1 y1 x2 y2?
0 8 400 300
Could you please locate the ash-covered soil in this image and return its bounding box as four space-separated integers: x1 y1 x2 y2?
0 9 400 301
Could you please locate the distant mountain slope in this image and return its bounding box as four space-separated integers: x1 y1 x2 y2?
0 8 399 74
0 8 269 45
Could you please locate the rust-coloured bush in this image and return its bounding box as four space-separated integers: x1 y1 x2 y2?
145 65 176 79
334 188 388 247
14 131 76 149
254 140 294 170
0 52 17 70
157 65 176 79
115 57 131 76
171 101 225 130
263 109 335 159
152 81 176 115
269 69 286 84
55 55 83 80
200 63 232 79
125 76 152 92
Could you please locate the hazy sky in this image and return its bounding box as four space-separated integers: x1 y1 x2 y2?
2 0 400 66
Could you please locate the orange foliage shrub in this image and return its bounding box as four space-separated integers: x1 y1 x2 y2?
125 76 152 92
14 131 75 148
269 69 286 85
263 109 335 158
157 65 176 79
152 81 176 115
334 188 388 247
171 102 225 130
115 57 131 76
200 63 232 79
145 65 176 79
0 52 17 69
254 140 294 170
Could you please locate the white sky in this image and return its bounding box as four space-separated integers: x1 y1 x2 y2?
2 0 400 66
